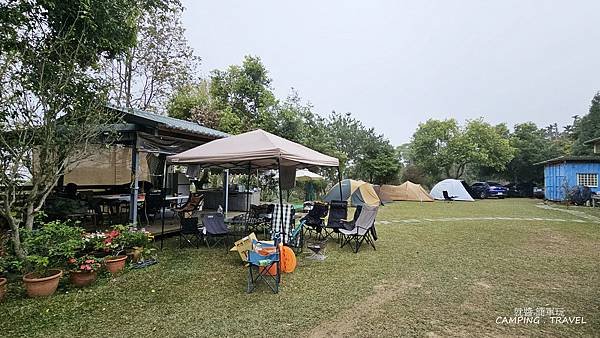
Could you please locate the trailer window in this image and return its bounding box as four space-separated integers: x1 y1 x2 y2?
576 173 598 187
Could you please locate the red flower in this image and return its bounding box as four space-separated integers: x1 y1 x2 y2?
108 230 120 238
68 258 76 264
80 265 86 270
85 259 94 264
84 264 92 271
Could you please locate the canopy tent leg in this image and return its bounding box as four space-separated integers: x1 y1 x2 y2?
129 147 140 226
244 162 251 229
277 158 284 244
223 169 229 218
160 156 168 250
337 166 343 199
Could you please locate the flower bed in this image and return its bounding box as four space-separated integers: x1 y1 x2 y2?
1 221 156 299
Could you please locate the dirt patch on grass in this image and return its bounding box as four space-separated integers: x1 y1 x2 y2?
526 228 599 258
306 280 421 337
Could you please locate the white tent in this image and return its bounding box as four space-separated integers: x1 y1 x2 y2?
274 169 324 182
430 179 474 202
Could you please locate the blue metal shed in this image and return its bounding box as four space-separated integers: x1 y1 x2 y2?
536 156 600 201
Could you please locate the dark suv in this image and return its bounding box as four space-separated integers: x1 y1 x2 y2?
470 182 508 199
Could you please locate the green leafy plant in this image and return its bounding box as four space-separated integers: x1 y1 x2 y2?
22 221 85 276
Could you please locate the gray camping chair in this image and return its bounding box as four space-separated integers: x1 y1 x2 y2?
339 205 379 253
201 212 230 248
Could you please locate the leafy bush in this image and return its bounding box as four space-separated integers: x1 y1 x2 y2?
22 220 84 276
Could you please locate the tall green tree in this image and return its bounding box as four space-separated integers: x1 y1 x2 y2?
409 118 515 180
0 0 154 260
167 80 220 128
409 119 460 179
209 55 277 133
572 92 600 155
502 122 563 184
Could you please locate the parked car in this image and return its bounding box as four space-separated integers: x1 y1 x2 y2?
470 182 508 199
504 182 534 198
533 186 545 199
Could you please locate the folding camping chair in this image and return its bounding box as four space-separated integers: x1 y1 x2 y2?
245 204 273 236
271 204 303 251
174 193 204 218
246 240 280 293
142 190 166 225
322 200 348 241
179 217 202 248
201 212 230 248
442 190 457 202
339 205 379 253
301 202 329 239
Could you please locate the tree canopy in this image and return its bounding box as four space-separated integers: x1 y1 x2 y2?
409 118 515 180
0 0 155 259
572 92 600 155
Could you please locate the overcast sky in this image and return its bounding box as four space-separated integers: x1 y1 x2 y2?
181 0 600 145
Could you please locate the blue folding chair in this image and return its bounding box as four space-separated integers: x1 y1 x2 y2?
246 240 280 293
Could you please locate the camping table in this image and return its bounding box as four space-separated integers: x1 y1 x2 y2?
96 194 189 229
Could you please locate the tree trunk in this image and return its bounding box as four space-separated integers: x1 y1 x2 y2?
24 203 35 231
7 215 26 260
125 51 133 108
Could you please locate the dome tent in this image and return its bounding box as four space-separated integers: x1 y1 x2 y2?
323 179 381 206
380 181 434 202
430 179 474 201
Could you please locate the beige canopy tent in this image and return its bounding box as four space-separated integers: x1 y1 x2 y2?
380 181 434 202
168 129 339 169
167 129 342 244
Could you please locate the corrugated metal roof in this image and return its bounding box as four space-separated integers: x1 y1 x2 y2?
108 105 229 139
534 155 600 166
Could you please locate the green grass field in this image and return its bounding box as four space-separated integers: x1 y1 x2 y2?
1 199 599 337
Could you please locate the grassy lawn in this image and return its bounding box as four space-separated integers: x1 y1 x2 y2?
1 199 598 337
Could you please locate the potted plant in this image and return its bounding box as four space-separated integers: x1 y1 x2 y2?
22 255 63 297
123 229 153 263
21 220 84 297
103 226 128 274
68 256 102 287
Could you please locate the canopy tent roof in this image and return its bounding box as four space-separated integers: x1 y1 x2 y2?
430 179 475 202
167 129 339 170
323 179 381 206
380 182 434 202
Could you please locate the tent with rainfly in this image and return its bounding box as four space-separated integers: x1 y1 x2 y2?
379 181 434 202
323 179 381 206
430 179 475 201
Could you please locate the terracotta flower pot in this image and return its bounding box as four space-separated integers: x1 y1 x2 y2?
0 277 7 301
105 255 127 274
70 270 97 287
22 269 63 297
